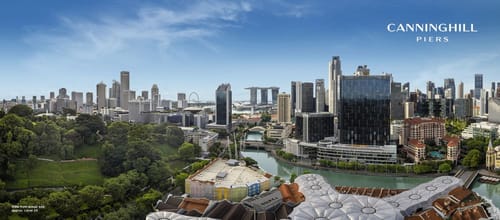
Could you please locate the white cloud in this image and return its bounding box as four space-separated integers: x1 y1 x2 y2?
22 0 253 60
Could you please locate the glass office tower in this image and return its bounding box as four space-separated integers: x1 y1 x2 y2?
339 74 391 145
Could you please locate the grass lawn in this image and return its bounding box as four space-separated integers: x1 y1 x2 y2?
74 144 102 158
6 160 105 190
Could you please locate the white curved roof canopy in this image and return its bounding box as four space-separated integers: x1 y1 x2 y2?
145 211 217 220
290 174 462 220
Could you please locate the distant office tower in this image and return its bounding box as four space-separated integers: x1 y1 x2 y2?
215 84 232 130
402 82 410 93
291 82 297 114
458 82 464 99
492 82 496 93
120 71 130 109
426 81 435 99
49 92 55 99
177 93 187 109
315 79 325 112
271 87 279 105
40 96 45 102
260 88 268 105
339 72 391 145
71 92 84 112
328 56 341 114
295 112 334 142
391 82 404 120
474 74 483 99
57 88 69 99
110 80 121 104
295 82 314 113
404 102 415 119
443 78 455 100
277 93 291 123
129 90 136 100
248 87 257 105
32 96 37 109
141 90 148 100
96 82 107 111
178 93 186 101
455 98 472 119
402 82 410 100
86 92 93 105
151 84 159 111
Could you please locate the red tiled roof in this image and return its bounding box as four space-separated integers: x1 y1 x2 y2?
408 139 426 149
178 197 210 214
279 183 305 204
405 117 445 125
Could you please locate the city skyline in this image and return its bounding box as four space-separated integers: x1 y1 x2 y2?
1 0 500 101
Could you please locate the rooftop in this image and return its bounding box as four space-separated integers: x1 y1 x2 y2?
405 117 445 125
188 159 270 188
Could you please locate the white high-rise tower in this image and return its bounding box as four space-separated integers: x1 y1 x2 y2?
328 56 341 114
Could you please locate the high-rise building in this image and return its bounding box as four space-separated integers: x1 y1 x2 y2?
215 84 232 130
57 88 69 99
391 82 404 120
141 90 148 100
339 73 391 145
260 88 268 105
71 92 84 112
295 112 334 142
120 71 130 109
291 82 297 115
110 80 121 104
271 87 279 105
426 81 435 99
49 92 55 99
444 78 455 100
151 84 159 111
277 93 291 123
458 82 464 99
249 87 257 105
86 92 93 105
96 82 107 111
295 82 314 113
474 73 483 99
32 96 37 109
129 90 136 100
328 56 341 115
178 93 186 101
315 79 325 112
492 82 496 94
404 102 415 119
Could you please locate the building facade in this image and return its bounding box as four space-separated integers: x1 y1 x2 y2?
401 117 445 145
295 112 334 143
339 73 391 145
277 93 291 123
215 84 232 130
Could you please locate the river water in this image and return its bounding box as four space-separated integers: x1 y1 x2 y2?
241 149 500 207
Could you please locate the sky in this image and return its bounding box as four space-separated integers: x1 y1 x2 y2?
1 0 499 101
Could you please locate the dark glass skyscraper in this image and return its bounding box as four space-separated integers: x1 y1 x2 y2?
474 74 483 99
295 112 334 142
291 81 297 115
216 84 232 130
444 78 455 100
339 74 391 145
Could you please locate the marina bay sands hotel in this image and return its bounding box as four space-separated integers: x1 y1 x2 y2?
245 87 280 105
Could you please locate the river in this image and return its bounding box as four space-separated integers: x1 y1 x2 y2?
241 149 500 207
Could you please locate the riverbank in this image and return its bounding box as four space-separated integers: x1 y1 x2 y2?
269 149 446 178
